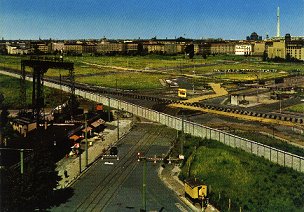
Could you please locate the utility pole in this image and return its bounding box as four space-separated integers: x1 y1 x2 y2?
0 148 33 174
108 97 111 122
117 102 120 141
79 149 82 173
20 149 24 174
142 158 147 211
85 114 88 167
181 114 184 156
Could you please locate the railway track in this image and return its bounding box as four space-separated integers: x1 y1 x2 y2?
1 68 303 126
74 124 165 211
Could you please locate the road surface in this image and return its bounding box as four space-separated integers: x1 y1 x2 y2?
51 122 191 212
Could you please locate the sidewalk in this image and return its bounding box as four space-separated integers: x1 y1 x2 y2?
159 164 218 212
56 119 133 189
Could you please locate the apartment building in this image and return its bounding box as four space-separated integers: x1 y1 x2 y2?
210 42 236 54
96 41 125 54
235 44 252 55
286 40 304 61
64 41 84 54
252 42 266 56
48 42 65 53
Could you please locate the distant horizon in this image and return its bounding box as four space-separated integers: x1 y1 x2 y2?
1 0 303 40
2 33 304 42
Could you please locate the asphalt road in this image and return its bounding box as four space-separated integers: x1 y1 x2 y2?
51 122 191 212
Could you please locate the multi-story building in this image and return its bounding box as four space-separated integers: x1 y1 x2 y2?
286 40 304 61
200 43 211 55
235 44 252 55
252 42 266 56
6 45 30 55
210 42 236 54
30 41 48 54
64 41 84 54
145 43 164 53
48 42 65 53
267 34 304 61
83 43 97 54
268 40 285 59
125 42 138 54
96 41 125 54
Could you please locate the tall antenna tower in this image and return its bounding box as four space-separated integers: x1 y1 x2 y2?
276 7 280 37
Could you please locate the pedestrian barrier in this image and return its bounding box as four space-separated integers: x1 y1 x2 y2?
38 81 304 173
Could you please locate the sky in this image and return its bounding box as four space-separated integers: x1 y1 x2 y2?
1 0 303 40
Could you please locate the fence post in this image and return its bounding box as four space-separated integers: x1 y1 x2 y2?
192 123 194 136
108 97 111 122
277 151 279 164
219 131 220 142
291 155 293 169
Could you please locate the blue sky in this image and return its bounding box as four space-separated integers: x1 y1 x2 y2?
1 0 303 40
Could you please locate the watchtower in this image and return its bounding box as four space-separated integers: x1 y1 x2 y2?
20 56 75 124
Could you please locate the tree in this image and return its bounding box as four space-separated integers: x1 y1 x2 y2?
2 140 62 211
0 96 13 144
286 53 291 62
185 44 194 59
0 93 4 107
262 51 268 61
202 52 207 59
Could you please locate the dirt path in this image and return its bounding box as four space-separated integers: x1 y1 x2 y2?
183 83 228 103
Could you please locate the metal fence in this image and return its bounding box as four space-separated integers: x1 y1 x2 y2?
45 82 304 173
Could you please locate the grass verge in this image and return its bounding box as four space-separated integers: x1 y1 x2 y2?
178 134 304 211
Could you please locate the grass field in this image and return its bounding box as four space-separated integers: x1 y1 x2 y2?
286 103 304 113
179 135 304 211
0 74 69 109
0 54 303 88
214 72 288 81
76 72 168 90
234 131 304 157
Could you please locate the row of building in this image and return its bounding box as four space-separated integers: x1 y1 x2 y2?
1 33 304 60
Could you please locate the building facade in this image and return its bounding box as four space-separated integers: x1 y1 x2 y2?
210 42 236 54
252 42 266 56
235 44 252 55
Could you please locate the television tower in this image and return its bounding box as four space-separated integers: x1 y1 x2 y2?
276 7 280 37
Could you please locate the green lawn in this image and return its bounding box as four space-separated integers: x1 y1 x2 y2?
179 135 304 211
76 72 168 90
0 54 303 89
287 104 304 113
0 74 69 109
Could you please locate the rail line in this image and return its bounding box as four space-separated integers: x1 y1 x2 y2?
74 124 165 211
